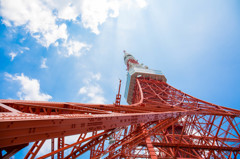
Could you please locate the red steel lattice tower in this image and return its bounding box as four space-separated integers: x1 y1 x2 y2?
0 51 240 159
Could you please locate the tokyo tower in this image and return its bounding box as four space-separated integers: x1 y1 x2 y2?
0 51 240 159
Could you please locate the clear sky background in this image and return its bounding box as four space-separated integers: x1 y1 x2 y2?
1 0 240 158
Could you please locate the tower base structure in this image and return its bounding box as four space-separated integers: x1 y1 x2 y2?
0 78 239 158
0 52 240 158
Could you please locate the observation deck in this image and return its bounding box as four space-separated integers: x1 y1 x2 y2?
124 67 167 104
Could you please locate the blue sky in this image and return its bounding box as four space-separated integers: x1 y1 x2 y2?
1 0 240 158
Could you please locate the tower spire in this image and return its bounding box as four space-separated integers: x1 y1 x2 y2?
123 50 141 71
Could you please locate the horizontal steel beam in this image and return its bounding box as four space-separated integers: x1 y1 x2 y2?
139 142 240 151
0 110 189 148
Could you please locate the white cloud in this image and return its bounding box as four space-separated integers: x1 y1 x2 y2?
78 73 106 104
61 40 91 57
22 47 30 51
79 0 120 34
8 47 30 61
78 84 106 104
91 72 101 81
136 0 147 8
9 52 17 61
5 73 52 101
50 0 147 35
0 0 147 45
78 0 147 34
1 19 12 26
19 37 26 43
82 72 101 85
40 58 48 69
0 0 68 47
0 0 147 60
57 3 79 21
19 47 29 54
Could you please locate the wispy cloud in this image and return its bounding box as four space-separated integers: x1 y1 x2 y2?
19 47 29 53
40 58 48 69
79 84 106 104
9 52 17 61
1 18 12 26
78 72 106 104
61 40 91 57
8 47 30 61
5 73 52 101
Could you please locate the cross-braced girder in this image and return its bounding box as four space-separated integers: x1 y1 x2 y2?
0 77 240 158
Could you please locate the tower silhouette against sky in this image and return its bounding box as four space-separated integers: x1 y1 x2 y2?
0 52 240 158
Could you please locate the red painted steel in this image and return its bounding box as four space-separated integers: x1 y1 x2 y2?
0 78 240 158
57 137 64 159
51 138 54 159
1 55 240 158
24 140 45 159
115 79 122 106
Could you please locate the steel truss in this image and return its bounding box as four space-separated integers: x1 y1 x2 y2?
0 78 240 158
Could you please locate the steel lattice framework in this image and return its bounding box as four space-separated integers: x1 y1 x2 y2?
0 53 240 159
